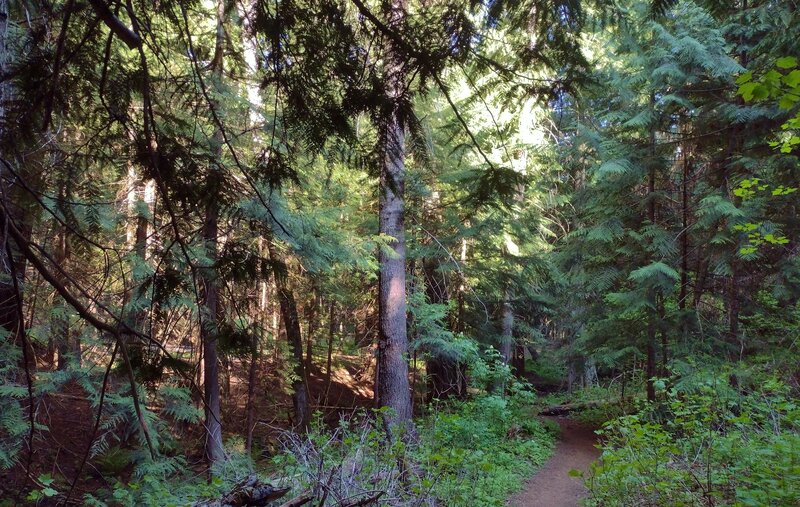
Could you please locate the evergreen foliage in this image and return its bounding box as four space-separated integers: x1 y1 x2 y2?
0 0 797 504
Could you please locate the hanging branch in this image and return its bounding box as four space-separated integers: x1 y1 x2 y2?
3 224 35 502
87 0 142 49
0 203 157 459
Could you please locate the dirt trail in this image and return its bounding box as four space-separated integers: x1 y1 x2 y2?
508 417 600 507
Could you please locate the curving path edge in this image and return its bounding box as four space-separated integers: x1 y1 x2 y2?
508 417 600 507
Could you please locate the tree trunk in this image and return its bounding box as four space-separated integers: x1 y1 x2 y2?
679 153 690 335
727 261 740 345
375 0 413 435
55 166 75 369
513 343 525 377
201 197 224 465
55 223 78 369
0 0 35 371
645 94 657 402
658 296 667 377
454 237 467 333
693 256 708 310
305 291 317 374
324 300 336 405
494 289 513 393
500 292 514 365
245 320 259 453
201 0 228 468
266 239 310 431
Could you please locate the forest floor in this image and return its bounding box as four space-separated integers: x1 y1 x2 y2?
507 417 599 507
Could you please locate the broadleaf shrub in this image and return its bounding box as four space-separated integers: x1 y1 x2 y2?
586 361 800 506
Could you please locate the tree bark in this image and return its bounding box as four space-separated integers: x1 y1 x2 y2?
658 295 667 377
0 0 36 372
693 256 708 310
266 238 310 431
679 154 690 323
645 94 657 402
304 291 317 373
513 343 525 377
324 300 336 405
245 319 259 453
55 221 78 370
201 194 224 465
375 0 413 435
201 0 228 468
494 289 514 393
727 261 740 344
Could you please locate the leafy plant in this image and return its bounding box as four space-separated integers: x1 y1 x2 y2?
586 361 800 506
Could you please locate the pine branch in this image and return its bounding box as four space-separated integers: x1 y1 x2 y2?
177 0 294 240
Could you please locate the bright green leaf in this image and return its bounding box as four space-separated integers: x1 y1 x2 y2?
776 56 798 69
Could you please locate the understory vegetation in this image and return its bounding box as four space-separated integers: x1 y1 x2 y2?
587 358 800 506
68 389 555 506
1 0 799 505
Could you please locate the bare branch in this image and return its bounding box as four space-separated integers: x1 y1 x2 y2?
87 0 141 49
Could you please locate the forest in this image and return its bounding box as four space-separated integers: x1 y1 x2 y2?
0 0 798 505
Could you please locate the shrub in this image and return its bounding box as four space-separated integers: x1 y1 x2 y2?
586 362 800 506
417 394 554 506
270 391 556 506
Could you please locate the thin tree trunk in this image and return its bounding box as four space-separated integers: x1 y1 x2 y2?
727 261 740 348
658 296 667 377
246 235 269 452
0 0 35 371
201 197 224 465
455 238 467 333
375 0 413 435
646 314 657 402
245 319 259 453
266 238 310 431
55 165 77 369
495 289 514 394
514 343 525 377
679 152 690 345
324 300 335 405
305 291 317 374
201 0 228 467
645 94 657 402
693 256 708 309
124 130 153 374
55 223 77 370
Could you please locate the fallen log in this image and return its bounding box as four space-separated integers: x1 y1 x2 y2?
338 491 385 507
278 492 313 507
539 399 619 416
193 475 290 506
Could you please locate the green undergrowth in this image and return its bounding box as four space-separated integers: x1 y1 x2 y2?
585 357 800 506
415 392 556 505
270 391 556 506
71 390 554 506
